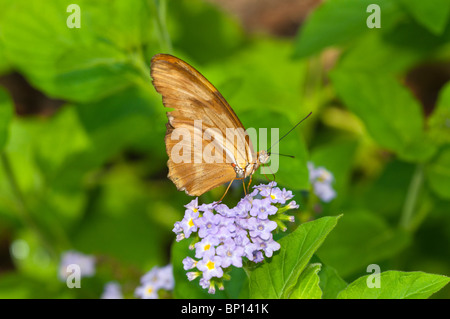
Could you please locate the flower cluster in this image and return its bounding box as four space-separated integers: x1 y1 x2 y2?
173 182 299 294
58 250 174 299
134 264 174 299
307 162 337 203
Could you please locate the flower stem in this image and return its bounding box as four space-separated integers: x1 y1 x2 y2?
399 164 424 230
153 0 173 54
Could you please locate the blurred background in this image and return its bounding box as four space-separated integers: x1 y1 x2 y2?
0 0 449 298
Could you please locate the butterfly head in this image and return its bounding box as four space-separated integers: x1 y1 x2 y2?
257 150 270 165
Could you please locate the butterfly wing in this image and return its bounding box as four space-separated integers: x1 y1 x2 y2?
150 54 255 196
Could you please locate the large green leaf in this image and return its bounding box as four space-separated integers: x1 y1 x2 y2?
167 0 245 64
317 211 411 277
334 20 447 75
311 256 348 299
248 215 341 299
399 0 450 35
289 263 323 299
1 0 153 102
337 270 450 299
293 0 403 58
330 71 436 162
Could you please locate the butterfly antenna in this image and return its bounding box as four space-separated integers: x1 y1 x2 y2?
268 153 295 159
267 112 312 152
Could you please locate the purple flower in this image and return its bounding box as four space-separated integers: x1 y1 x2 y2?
197 255 224 280
182 257 197 270
135 264 174 299
215 203 236 218
249 198 277 219
195 210 221 238
247 217 278 240
180 209 200 239
308 161 337 202
286 200 300 210
101 282 123 299
135 282 159 299
213 225 234 243
194 236 219 259
199 277 210 289
253 181 277 193
58 251 95 281
281 188 294 202
252 236 281 258
216 239 244 268
314 182 336 203
199 202 218 213
185 198 199 213
233 227 251 247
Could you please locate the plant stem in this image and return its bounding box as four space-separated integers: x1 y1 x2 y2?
153 0 173 54
1 152 55 257
399 164 424 230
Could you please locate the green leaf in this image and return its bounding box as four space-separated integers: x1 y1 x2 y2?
334 20 446 75
425 146 450 200
76 86 167 160
399 0 450 35
428 82 450 145
0 87 13 151
361 160 414 218
72 166 170 268
248 215 341 299
293 0 403 58
167 0 245 64
337 271 450 299
315 259 348 299
330 71 436 162
317 211 411 277
289 263 323 299
1 0 152 102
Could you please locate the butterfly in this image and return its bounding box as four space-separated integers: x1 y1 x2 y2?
150 54 310 198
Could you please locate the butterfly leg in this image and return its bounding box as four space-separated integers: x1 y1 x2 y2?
247 174 253 194
266 165 277 197
218 179 235 203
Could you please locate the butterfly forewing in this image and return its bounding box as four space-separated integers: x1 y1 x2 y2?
151 54 255 196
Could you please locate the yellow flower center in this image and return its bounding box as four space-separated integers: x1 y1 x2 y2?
204 244 211 251
206 260 215 270
318 171 330 182
188 218 195 227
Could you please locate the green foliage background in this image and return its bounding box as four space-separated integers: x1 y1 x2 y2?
0 0 449 298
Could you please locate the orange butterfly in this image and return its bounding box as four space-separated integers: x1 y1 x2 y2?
150 54 309 199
